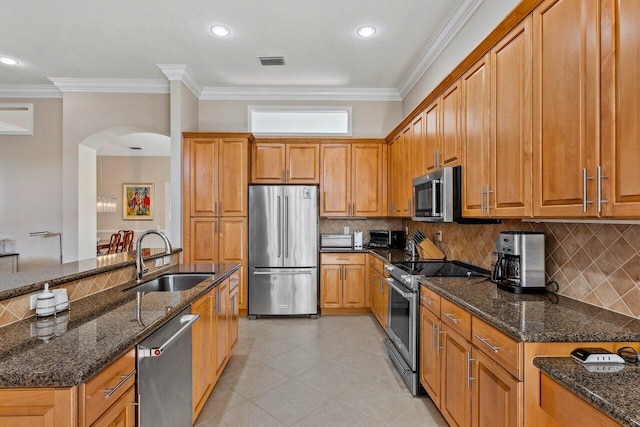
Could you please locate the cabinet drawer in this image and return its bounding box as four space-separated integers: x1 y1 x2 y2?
321 253 365 265
368 255 385 274
419 286 441 315
81 349 136 426
440 299 471 341
472 317 522 380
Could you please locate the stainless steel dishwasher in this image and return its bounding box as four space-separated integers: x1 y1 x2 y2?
137 306 199 427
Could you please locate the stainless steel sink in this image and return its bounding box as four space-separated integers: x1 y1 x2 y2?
127 273 212 292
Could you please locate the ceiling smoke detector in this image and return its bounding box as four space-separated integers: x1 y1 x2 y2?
259 56 286 66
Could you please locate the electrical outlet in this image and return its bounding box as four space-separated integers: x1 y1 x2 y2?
436 230 443 242
405 226 409 235
155 258 163 267
163 255 171 265
30 294 38 310
344 226 349 235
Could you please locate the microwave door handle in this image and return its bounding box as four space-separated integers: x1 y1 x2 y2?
432 179 440 217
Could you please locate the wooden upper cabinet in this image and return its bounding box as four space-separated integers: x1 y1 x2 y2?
321 142 386 217
412 112 426 179
219 138 249 216
287 144 320 183
252 142 319 184
352 143 386 217
490 15 533 218
424 100 440 173
401 126 413 216
462 54 491 217
189 138 219 216
441 81 462 168
252 143 286 183
320 144 351 216
600 0 640 217
532 0 600 217
388 136 399 216
185 135 249 217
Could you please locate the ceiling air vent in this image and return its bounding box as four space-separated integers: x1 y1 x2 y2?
259 56 286 66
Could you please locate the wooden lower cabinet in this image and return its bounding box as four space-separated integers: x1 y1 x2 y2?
370 267 387 327
0 387 76 426
229 273 239 352
92 386 135 427
215 279 230 378
441 325 473 427
419 305 442 408
320 254 366 312
471 348 521 427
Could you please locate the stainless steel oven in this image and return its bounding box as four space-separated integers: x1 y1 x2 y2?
384 276 420 395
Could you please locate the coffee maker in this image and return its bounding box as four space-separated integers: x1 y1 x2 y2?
491 231 546 293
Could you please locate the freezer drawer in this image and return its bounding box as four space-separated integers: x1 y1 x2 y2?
249 267 318 316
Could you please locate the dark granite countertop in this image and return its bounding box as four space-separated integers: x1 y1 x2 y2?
0 262 239 388
421 277 640 342
0 248 182 301
533 357 640 427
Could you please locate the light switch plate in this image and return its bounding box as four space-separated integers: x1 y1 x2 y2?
155 258 163 267
163 255 170 265
344 227 349 235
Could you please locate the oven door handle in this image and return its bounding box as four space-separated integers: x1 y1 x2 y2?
386 278 413 299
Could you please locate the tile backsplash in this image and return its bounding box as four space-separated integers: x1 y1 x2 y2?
320 218 404 242
407 220 640 319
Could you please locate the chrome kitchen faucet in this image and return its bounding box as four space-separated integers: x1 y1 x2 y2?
135 230 173 282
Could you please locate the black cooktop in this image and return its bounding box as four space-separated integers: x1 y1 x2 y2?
394 260 490 277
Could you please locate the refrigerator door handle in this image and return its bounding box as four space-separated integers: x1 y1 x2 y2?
277 195 282 258
253 270 313 275
284 196 289 258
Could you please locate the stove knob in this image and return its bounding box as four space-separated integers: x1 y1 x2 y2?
401 274 411 283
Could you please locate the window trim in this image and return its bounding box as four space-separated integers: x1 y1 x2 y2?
0 103 34 136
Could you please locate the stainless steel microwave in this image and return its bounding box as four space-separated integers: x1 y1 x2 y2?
412 166 499 224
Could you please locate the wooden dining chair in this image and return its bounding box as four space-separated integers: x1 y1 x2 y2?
107 233 121 254
119 230 134 252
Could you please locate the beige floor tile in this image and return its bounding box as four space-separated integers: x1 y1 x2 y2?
252 378 331 425
197 401 286 427
264 347 324 377
336 377 413 424
292 400 383 427
295 360 365 396
216 361 291 399
194 382 247 424
386 397 448 427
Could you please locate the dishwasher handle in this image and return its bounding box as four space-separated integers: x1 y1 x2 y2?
138 314 200 358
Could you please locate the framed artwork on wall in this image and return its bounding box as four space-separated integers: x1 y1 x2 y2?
123 183 153 220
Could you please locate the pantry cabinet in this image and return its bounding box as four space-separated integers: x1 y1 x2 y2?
252 142 319 184
320 253 366 309
320 142 386 217
532 0 600 217
183 133 250 312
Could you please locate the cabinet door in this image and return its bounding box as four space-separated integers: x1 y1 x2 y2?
388 137 399 215
470 349 521 427
441 81 462 168
320 144 351 216
412 112 426 179
352 143 386 217
441 325 472 427
380 278 389 328
189 138 219 216
490 16 533 218
462 55 491 217
218 138 249 216
0 388 76 427
320 265 342 308
532 0 600 217
287 144 320 183
92 386 136 427
192 290 215 418
370 269 380 322
425 100 441 172
342 264 365 308
252 143 286 183
229 275 239 352
601 0 640 217
400 126 413 216
190 218 218 263
218 216 247 310
420 306 442 409
215 279 229 378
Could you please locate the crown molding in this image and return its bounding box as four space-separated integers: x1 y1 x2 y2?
0 84 62 99
199 86 402 101
398 0 485 98
48 78 169 94
157 64 202 98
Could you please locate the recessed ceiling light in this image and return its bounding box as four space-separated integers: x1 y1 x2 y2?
357 26 376 38
0 56 19 65
210 25 231 37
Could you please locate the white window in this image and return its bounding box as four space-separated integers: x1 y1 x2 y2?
249 106 351 136
0 103 34 135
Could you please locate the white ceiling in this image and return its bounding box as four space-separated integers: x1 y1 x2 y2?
1 0 484 99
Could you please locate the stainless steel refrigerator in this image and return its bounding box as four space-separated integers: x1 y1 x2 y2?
248 185 318 317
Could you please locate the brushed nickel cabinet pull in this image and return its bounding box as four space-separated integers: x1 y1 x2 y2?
474 335 499 353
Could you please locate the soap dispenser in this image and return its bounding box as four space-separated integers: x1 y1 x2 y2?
35 283 56 317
